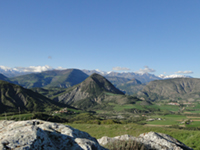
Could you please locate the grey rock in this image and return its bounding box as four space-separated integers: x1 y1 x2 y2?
98 132 193 150
138 132 193 150
0 120 106 150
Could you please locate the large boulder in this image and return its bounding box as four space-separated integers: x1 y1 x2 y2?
98 132 193 150
0 120 106 150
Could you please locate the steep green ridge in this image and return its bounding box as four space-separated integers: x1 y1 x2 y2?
49 73 140 110
10 69 88 88
0 80 65 113
31 87 66 99
138 78 200 101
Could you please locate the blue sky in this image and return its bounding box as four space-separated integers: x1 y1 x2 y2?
0 0 200 77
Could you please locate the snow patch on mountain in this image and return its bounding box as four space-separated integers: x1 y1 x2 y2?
0 65 54 77
158 74 192 79
0 65 194 81
15 65 53 72
0 65 53 73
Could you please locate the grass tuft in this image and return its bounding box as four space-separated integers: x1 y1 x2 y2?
104 140 150 150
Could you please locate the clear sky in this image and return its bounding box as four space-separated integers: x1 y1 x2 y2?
0 0 200 77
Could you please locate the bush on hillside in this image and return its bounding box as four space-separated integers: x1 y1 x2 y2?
104 140 151 150
32 112 68 123
101 119 121 124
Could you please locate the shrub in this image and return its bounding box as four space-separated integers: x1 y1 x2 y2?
32 112 68 123
101 119 121 124
104 140 150 150
87 119 101 125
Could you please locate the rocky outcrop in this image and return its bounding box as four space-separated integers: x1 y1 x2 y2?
98 132 193 150
0 119 193 150
0 120 106 150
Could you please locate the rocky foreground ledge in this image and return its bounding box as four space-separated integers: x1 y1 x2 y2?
0 120 193 150
98 133 193 150
0 120 106 150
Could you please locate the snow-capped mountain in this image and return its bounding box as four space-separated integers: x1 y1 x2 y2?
82 69 162 83
105 72 162 83
158 74 193 79
0 65 53 77
0 66 23 77
0 65 194 83
82 69 109 76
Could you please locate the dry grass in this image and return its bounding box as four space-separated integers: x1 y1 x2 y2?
104 140 153 150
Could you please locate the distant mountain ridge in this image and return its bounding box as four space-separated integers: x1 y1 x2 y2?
158 74 192 79
0 67 195 96
0 66 29 77
0 66 193 82
0 65 53 77
105 76 144 95
82 70 161 83
138 78 200 101
10 69 89 89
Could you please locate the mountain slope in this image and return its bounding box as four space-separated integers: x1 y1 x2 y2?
50 73 140 109
137 78 200 101
82 70 162 83
0 66 25 77
0 80 65 113
117 78 145 95
54 73 124 104
10 69 88 88
105 72 161 83
106 77 144 95
105 76 131 87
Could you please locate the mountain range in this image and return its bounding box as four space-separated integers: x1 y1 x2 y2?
9 69 88 89
0 66 199 109
0 68 194 96
0 66 192 81
105 76 144 95
41 73 139 110
137 78 200 101
0 66 28 77
4 69 145 95
1 68 200 114
82 69 162 83
0 72 141 113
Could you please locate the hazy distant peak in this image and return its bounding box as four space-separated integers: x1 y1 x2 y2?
0 66 11 71
0 65 53 73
